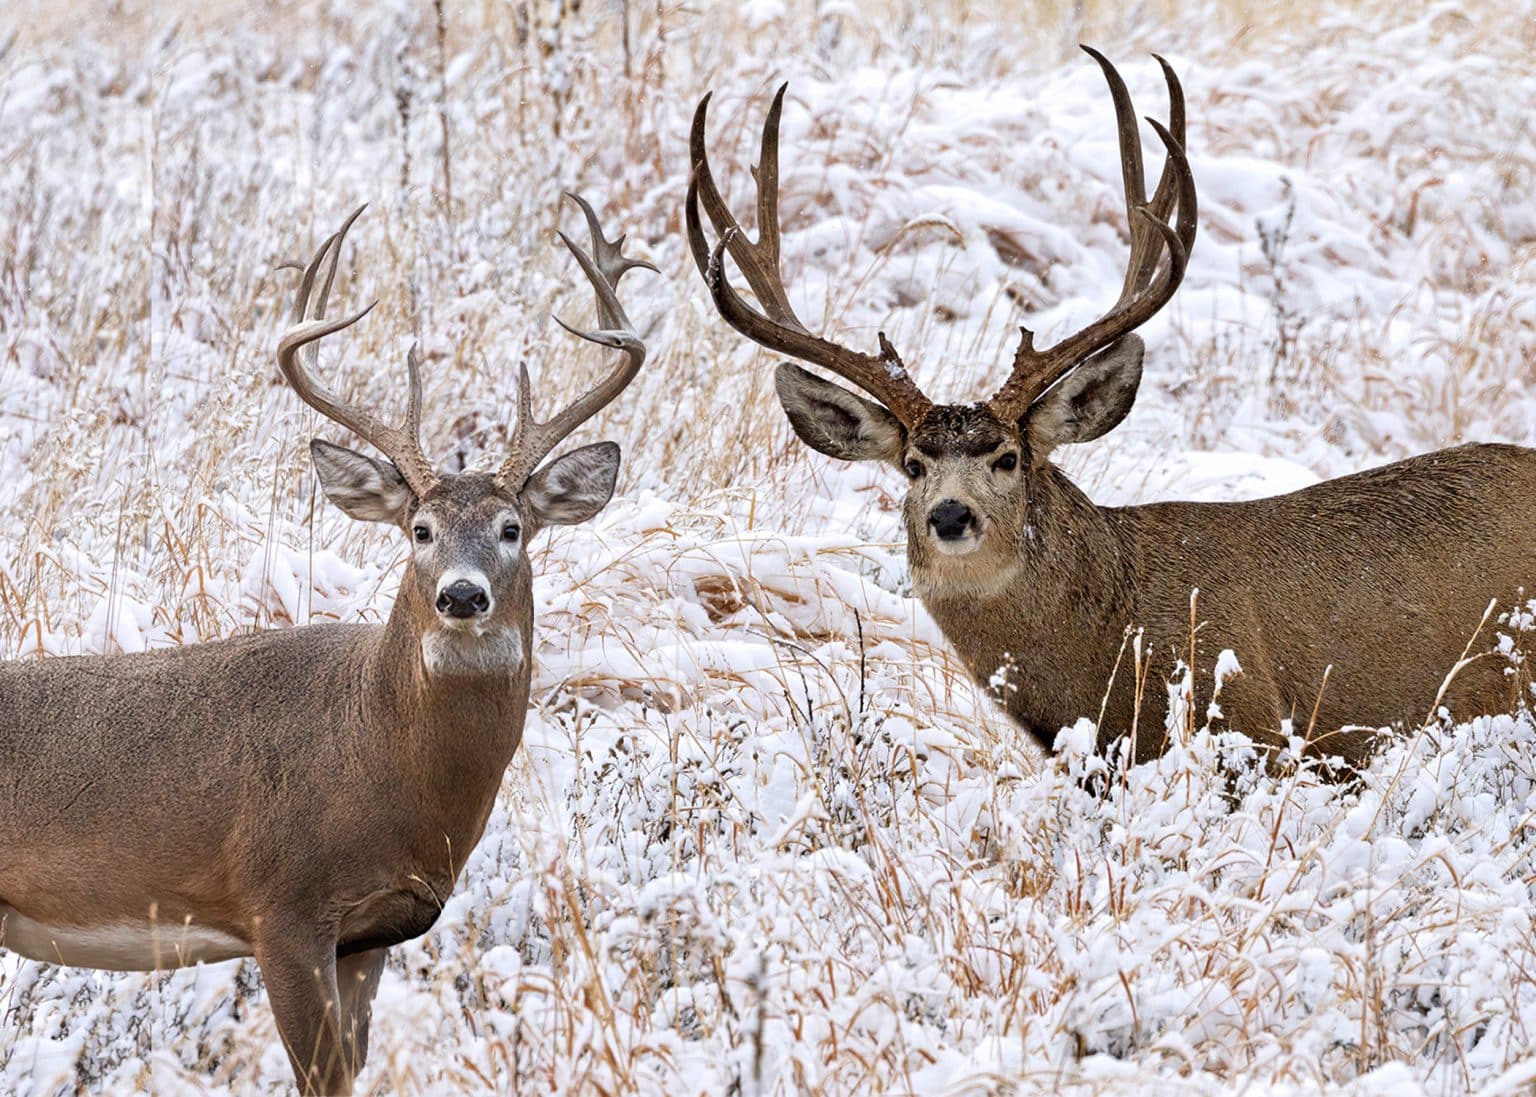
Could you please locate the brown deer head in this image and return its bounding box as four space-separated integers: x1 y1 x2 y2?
687 49 1195 591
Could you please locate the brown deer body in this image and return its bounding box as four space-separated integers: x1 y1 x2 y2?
916 437 1536 765
0 196 654 1094
688 52 1536 766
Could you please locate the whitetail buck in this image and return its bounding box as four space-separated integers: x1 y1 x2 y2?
0 195 654 1094
688 49 1536 768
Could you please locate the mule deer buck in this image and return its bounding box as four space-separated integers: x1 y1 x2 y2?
688 50 1536 768
0 195 654 1094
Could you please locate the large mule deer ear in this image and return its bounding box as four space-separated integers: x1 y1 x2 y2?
310 439 415 525
523 441 621 529
1022 335 1144 454
775 362 906 464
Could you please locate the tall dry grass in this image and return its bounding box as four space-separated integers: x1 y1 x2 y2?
3 1 1536 1093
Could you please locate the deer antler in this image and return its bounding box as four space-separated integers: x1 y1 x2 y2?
686 84 934 429
494 193 657 491
986 47 1198 422
278 205 439 498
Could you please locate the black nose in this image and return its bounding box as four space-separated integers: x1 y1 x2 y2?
928 499 975 541
436 580 491 619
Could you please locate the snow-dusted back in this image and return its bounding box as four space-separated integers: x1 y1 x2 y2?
2 1 1535 1093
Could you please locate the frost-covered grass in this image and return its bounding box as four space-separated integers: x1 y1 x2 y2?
3 1 1536 1093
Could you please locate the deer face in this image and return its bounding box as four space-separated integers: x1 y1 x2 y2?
899 406 1024 565
774 336 1144 576
276 194 650 679
308 439 620 674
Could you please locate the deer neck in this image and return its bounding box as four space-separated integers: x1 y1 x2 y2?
914 464 1134 747
364 576 533 827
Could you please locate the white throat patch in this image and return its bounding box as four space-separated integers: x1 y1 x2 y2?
422 626 525 677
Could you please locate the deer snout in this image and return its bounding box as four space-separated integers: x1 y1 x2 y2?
928 499 977 542
435 577 492 620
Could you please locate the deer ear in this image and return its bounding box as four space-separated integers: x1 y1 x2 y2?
310 439 415 525
1023 335 1144 453
775 362 906 464
523 441 621 529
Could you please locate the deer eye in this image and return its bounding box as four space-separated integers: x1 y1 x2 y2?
992 452 1018 472
412 524 433 544
904 459 925 480
501 522 521 543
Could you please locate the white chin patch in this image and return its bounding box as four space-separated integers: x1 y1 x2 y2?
422 626 525 677
931 533 983 557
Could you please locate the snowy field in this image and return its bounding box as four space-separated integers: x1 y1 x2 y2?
3 0 1536 1093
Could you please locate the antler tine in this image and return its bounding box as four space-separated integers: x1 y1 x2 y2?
495 194 653 491
277 207 439 498
288 232 336 326
988 51 1198 421
1147 58 1186 224
689 85 804 330
1083 45 1149 224
686 85 934 428
1126 54 1187 300
405 342 425 441
564 190 660 330
291 204 367 334
1076 50 1190 307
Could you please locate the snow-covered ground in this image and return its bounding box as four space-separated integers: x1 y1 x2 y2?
3 1 1535 1092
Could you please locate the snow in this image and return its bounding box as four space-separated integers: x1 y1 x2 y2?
3 0 1536 1093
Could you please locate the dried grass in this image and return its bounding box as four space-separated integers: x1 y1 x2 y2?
3 0 1536 1093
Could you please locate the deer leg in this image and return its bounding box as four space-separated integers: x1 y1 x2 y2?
255 931 354 1096
336 947 388 1076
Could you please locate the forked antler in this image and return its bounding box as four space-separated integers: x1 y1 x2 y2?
688 52 1197 429
986 47 1198 421
494 193 657 491
278 205 439 497
686 84 935 428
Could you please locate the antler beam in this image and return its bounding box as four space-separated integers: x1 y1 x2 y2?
686 85 934 429
986 47 1198 421
278 205 439 498
495 193 657 491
